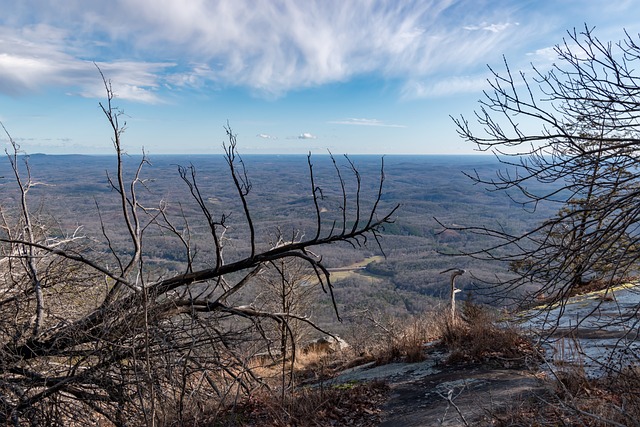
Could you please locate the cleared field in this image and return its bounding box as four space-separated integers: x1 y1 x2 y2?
328 255 385 281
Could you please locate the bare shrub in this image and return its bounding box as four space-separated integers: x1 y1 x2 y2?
450 25 640 424
342 308 441 365
375 316 437 364
450 25 640 378
211 380 389 427
440 303 539 367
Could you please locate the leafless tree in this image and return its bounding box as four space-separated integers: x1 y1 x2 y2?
440 268 465 323
252 257 321 398
449 26 640 423
450 25 640 308
0 74 397 426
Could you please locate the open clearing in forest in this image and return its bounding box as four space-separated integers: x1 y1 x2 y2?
328 255 385 281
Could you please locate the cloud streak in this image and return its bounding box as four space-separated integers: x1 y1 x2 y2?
463 22 518 33
329 118 405 128
0 0 612 100
401 74 491 99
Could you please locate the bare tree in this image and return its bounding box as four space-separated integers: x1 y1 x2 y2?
0 74 397 426
448 27 640 424
440 268 465 323
450 25 640 309
252 257 321 398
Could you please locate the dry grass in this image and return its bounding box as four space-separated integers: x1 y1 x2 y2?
174 380 389 427
372 315 439 365
439 301 540 368
289 348 357 384
220 303 549 427
161 303 640 427
340 309 442 366
160 311 439 426
489 367 640 426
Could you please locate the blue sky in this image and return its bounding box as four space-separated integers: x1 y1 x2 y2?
0 0 638 155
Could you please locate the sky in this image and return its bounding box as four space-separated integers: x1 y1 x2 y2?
0 0 638 155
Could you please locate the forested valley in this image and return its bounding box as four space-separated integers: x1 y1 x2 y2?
0 152 554 329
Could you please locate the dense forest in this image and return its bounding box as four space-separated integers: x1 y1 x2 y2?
0 153 554 328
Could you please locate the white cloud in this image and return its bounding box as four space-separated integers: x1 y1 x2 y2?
165 63 214 89
329 118 406 128
0 24 173 103
298 133 317 140
527 46 558 62
257 133 277 139
526 42 589 69
80 61 175 103
0 1 542 99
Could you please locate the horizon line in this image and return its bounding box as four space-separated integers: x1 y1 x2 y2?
19 152 494 157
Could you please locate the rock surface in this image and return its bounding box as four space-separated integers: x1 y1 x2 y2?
379 367 542 426
323 285 640 425
329 346 544 426
521 283 640 377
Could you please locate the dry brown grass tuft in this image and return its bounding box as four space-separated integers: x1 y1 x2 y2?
439 301 540 368
291 347 357 384
340 309 442 366
209 380 389 427
371 315 439 365
488 364 640 426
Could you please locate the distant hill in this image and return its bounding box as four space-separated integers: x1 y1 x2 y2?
0 154 556 321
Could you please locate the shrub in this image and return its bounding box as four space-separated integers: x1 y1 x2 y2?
440 302 539 367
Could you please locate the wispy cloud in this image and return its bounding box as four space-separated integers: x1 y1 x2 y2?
165 63 215 89
257 133 277 139
402 74 491 99
463 22 518 33
0 25 173 103
329 118 405 128
0 1 558 99
113 1 531 97
527 46 559 62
